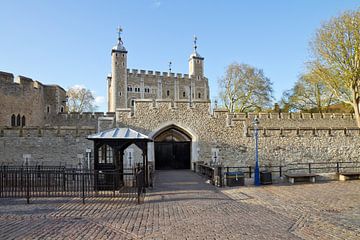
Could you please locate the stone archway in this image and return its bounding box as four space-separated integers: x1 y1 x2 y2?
153 126 192 170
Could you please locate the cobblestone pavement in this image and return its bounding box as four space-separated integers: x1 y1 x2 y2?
0 170 359 239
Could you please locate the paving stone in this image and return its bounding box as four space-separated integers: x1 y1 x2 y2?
0 170 359 239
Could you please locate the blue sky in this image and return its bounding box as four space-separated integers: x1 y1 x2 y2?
0 0 359 111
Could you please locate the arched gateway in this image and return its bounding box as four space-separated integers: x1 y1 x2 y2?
154 126 191 170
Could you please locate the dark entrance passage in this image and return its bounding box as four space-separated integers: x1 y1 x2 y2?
154 127 191 170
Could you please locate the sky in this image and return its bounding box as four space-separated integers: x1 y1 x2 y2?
0 0 359 111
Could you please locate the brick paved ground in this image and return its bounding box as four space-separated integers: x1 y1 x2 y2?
0 170 359 239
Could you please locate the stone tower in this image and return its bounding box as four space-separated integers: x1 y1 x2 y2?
188 36 204 79
109 27 128 112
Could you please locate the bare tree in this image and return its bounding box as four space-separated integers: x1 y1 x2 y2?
67 86 97 112
281 73 339 113
309 10 360 125
219 63 273 112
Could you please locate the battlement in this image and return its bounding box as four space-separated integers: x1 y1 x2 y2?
0 126 96 138
127 68 193 80
211 109 355 120
0 71 14 83
0 70 66 92
245 127 360 137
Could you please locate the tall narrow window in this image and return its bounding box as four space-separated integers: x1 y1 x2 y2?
183 92 186 97
16 114 21 126
47 106 50 113
166 90 170 97
198 93 201 98
11 114 16 127
98 145 113 164
22 116 26 127
131 99 135 106
60 106 64 113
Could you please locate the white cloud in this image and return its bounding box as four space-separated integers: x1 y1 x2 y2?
69 84 86 90
95 96 105 105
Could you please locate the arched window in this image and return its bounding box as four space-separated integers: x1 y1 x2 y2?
198 93 201 98
22 116 26 127
16 114 21 126
60 106 64 113
166 90 170 97
11 114 16 127
131 99 135 106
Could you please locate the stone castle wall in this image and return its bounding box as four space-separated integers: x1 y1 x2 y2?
0 71 67 127
115 100 360 167
0 127 96 167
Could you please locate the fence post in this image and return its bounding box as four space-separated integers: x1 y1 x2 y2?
113 172 116 198
26 166 30 204
308 163 312 174
82 172 85 204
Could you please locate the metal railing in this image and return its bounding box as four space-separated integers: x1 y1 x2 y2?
194 161 360 187
0 165 146 204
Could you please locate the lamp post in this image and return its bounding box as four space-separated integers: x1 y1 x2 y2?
253 117 260 186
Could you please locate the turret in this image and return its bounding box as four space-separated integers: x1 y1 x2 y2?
109 27 128 111
188 36 204 79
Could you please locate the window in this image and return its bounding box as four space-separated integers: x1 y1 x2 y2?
166 90 170 97
122 62 125 67
183 92 186 97
21 116 26 127
98 145 113 164
46 106 50 113
11 114 16 127
144 87 150 93
197 76 200 80
60 106 64 113
16 114 21 126
198 93 201 98
122 54 125 57
131 99 135 106
127 86 133 92
134 87 140 92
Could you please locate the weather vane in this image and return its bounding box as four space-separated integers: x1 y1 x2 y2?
168 61 172 73
193 35 198 52
117 26 123 40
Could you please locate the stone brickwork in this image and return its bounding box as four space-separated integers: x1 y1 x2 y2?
113 100 360 168
0 127 95 166
0 71 67 127
107 32 209 111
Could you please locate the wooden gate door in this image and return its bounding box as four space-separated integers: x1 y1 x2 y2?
155 142 190 170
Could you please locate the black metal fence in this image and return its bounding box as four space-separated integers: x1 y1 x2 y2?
0 165 146 204
195 161 360 187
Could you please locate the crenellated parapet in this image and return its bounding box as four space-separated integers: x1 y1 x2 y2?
0 70 67 127
0 126 96 138
208 109 357 129
127 68 195 80
245 127 360 138
45 112 115 129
